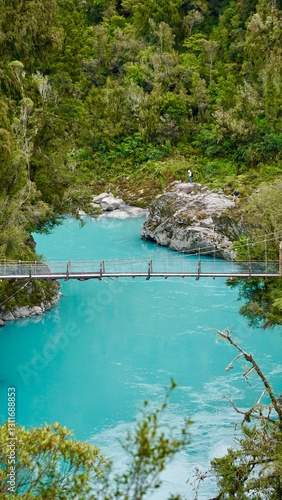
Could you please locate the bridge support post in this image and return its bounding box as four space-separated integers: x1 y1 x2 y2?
66 261 71 281
99 260 105 280
196 259 201 280
146 260 152 280
248 261 252 278
279 242 282 277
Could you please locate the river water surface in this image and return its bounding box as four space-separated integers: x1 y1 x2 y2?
0 216 281 498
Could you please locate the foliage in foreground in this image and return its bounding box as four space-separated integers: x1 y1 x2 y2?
195 330 282 500
0 383 191 499
0 422 106 499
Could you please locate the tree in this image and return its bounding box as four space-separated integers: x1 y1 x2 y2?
226 276 282 328
225 180 282 328
184 9 205 37
195 330 282 499
0 0 58 70
121 0 185 42
0 422 107 499
0 383 191 499
238 180 282 261
202 40 218 86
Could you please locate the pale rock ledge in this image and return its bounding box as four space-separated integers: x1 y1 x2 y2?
91 192 147 219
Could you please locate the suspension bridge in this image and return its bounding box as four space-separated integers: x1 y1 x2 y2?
0 257 281 281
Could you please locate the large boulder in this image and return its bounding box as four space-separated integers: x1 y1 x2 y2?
92 192 124 211
141 181 242 259
91 192 147 218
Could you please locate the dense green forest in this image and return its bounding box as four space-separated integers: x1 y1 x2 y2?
0 0 281 315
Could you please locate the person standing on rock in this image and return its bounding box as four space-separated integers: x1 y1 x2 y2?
188 169 193 184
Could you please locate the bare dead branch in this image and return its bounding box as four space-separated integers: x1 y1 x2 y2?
223 395 247 416
257 389 266 406
244 366 255 379
222 396 276 424
217 329 282 421
225 352 243 371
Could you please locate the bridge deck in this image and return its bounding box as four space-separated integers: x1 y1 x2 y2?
0 259 281 280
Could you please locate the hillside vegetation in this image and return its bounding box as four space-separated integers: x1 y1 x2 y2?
0 0 281 318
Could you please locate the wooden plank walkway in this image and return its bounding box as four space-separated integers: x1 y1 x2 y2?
0 259 281 280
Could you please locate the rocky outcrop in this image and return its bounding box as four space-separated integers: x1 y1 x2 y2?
91 192 147 219
141 181 242 259
0 281 61 324
0 297 61 322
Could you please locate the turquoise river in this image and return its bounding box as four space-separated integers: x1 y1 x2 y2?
1 216 282 498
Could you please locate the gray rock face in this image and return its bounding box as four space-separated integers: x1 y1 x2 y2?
141 181 242 259
0 284 61 324
101 195 124 211
92 192 147 219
